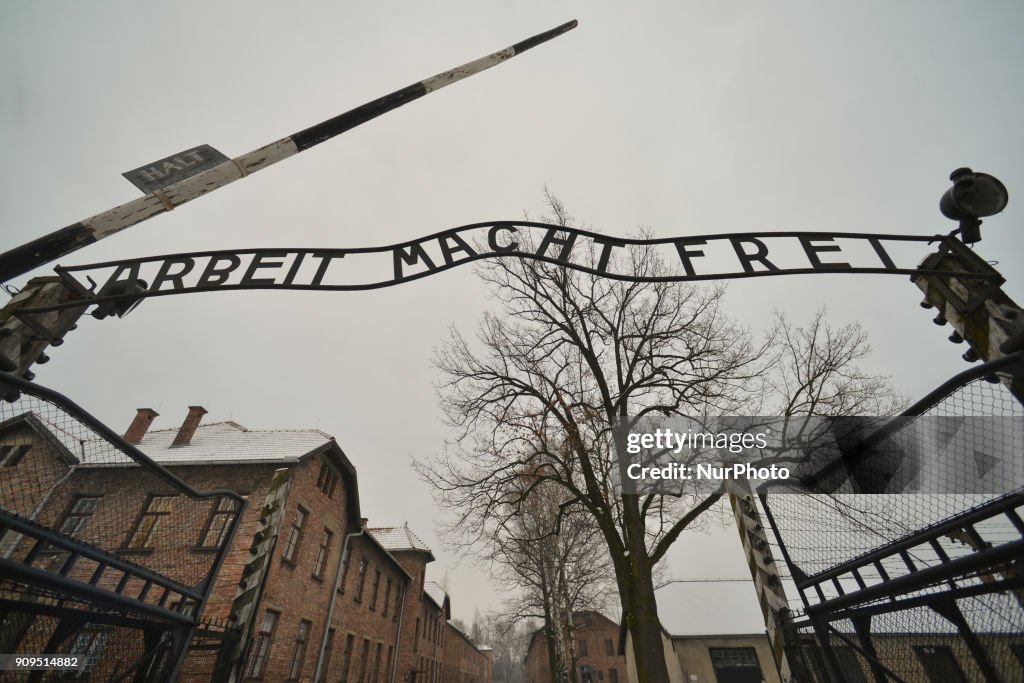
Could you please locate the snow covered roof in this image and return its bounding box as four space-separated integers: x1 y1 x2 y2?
74 420 334 467
137 421 334 465
424 581 448 610
368 523 434 556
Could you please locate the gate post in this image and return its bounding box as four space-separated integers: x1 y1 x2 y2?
727 479 804 682
0 277 88 386
914 171 1024 402
225 468 292 682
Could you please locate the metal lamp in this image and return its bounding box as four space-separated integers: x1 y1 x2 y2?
940 167 1009 244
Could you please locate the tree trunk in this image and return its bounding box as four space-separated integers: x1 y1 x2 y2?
559 562 578 683
616 495 671 683
541 553 569 683
622 571 669 683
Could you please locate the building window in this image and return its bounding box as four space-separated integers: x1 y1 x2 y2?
58 496 101 537
287 620 311 680
354 558 368 602
172 599 199 618
393 586 403 622
317 628 336 683
370 642 382 683
357 638 370 683
313 528 333 579
383 578 392 617
386 646 394 682
609 670 618 683
913 645 968 683
126 495 175 549
604 638 614 657
282 506 308 564
579 639 588 656
339 634 355 683
201 496 241 549
833 647 867 683
245 610 279 679
709 648 762 682
369 569 382 610
317 462 339 498
0 443 30 467
66 628 108 679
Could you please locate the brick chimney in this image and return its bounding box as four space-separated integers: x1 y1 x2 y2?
172 406 207 446
124 408 159 445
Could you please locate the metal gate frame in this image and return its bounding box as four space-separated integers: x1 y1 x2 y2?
0 372 247 681
758 351 1024 682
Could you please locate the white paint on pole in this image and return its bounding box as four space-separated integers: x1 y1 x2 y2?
0 20 577 283
421 48 517 93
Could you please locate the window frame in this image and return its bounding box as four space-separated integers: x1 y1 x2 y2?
369 569 382 610
0 443 31 467
913 645 968 683
66 628 110 679
312 527 333 580
357 638 370 683
393 585 403 622
58 496 102 537
199 496 242 550
281 506 308 565
354 557 368 602
370 642 382 683
318 628 336 683
287 619 312 681
124 494 176 551
245 610 280 680
339 633 355 683
317 461 339 498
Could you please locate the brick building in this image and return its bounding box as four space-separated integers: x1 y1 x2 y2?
443 620 493 683
525 611 625 683
0 405 494 682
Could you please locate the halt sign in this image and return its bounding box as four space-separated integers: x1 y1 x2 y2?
122 144 230 194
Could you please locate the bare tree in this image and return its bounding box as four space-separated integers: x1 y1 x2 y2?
490 470 614 682
419 194 900 682
479 613 533 683
767 307 905 419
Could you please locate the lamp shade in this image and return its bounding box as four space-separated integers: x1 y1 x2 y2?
940 168 1009 220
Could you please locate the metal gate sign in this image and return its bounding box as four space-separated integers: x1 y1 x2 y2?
122 145 230 194
35 224 998 313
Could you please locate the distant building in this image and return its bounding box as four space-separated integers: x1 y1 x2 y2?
625 581 1024 682
444 618 493 683
525 610 625 683
0 405 492 682
620 580 781 683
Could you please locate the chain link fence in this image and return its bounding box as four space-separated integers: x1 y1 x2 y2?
761 370 1024 682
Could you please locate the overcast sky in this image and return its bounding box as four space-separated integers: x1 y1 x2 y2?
3 2 1023 628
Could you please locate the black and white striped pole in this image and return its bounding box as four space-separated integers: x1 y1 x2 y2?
0 19 578 284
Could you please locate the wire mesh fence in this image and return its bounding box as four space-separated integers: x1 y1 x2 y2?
762 374 1024 682
0 375 245 682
